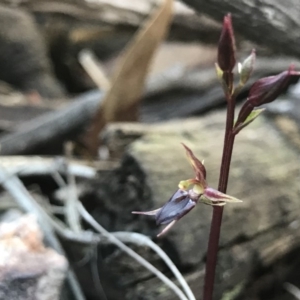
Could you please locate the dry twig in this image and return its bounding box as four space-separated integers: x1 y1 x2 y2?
64 142 82 233
112 231 196 300
79 49 111 91
284 283 300 300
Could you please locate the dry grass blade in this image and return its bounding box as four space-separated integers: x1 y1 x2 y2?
78 202 189 300
112 231 196 300
64 142 82 233
79 49 111 91
83 0 173 155
284 282 300 300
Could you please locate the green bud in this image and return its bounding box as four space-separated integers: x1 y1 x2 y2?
234 108 265 134
215 62 224 81
239 49 256 85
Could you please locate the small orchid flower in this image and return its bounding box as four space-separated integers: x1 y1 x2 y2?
132 144 242 237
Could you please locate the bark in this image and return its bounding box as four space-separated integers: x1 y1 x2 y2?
15 0 300 57
181 0 300 58
0 91 103 155
1 0 221 44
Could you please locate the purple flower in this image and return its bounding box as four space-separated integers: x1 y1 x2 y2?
132 144 242 237
133 189 197 237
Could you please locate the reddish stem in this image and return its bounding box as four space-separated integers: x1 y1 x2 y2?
202 91 236 300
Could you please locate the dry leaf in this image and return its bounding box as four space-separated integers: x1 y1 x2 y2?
83 0 173 155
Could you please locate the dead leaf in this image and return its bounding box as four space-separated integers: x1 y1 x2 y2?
83 0 173 156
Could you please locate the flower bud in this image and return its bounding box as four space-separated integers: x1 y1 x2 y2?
248 65 298 107
236 65 300 126
239 49 256 85
217 14 236 72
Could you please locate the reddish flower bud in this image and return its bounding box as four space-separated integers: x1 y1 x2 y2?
236 65 300 126
248 65 299 107
218 14 236 72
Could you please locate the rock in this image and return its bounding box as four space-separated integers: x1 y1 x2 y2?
0 5 64 98
94 110 300 299
0 214 68 300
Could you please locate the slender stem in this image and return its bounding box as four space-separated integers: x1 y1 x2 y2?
202 92 236 300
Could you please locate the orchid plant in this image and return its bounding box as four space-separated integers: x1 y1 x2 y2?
133 143 242 237
133 13 300 300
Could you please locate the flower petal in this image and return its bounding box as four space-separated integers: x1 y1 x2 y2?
157 220 177 237
202 187 242 204
181 143 207 186
178 179 198 190
156 189 196 225
132 208 161 216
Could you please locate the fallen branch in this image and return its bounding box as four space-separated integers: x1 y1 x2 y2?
5 0 221 43
0 156 98 178
0 91 103 154
0 57 297 155
181 0 300 58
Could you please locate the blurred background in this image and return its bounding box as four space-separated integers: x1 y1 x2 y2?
0 0 300 300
